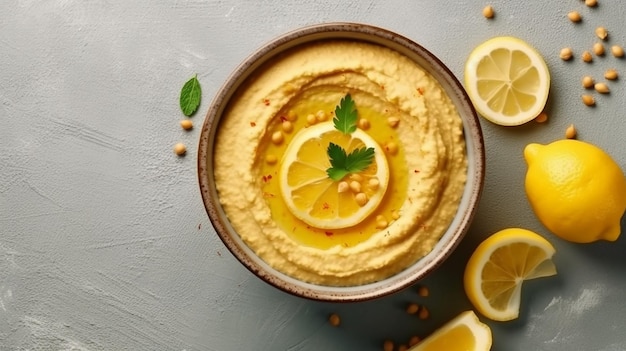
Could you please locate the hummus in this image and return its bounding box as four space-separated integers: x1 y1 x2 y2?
214 40 467 286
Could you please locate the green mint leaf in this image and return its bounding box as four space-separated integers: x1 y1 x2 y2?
326 142 350 181
345 147 375 173
333 93 358 134
180 74 202 116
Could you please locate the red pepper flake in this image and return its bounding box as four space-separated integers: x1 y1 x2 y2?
417 87 425 95
280 115 288 122
263 98 270 106
322 202 330 210
263 192 275 198
414 169 420 173
262 174 273 183
250 121 256 127
380 84 385 90
325 231 333 236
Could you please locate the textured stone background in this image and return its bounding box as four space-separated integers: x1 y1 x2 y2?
1 1 626 350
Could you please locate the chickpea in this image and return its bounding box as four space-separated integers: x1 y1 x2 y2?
349 180 361 193
595 26 608 40
180 119 193 130
594 82 610 94
406 303 419 314
418 306 430 320
565 124 577 139
581 50 593 63
328 313 341 327
582 75 595 89
409 336 421 346
368 178 380 190
265 154 277 165
337 181 349 193
281 120 293 133
560 47 573 61
385 142 399 155
604 69 618 80
306 114 317 125
567 11 581 23
417 285 430 297
173 143 186 156
383 340 394 351
482 5 494 18
358 118 371 130
387 116 400 128
534 112 548 123
611 45 625 58
593 42 605 56
355 193 368 207
582 94 595 106
585 0 598 7
271 131 284 144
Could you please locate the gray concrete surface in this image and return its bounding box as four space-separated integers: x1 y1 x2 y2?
2 1 626 350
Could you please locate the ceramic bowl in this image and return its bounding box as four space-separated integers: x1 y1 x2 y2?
198 22 485 302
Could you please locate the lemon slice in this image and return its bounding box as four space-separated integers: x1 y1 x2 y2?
278 122 389 229
463 228 557 321
409 310 492 351
464 36 550 126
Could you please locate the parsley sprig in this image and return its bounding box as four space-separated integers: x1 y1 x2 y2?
326 94 375 181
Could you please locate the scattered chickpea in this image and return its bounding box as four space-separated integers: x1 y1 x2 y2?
594 82 610 94
593 42 605 56
398 345 408 351
375 215 388 229
409 336 421 347
349 181 362 193
385 141 399 155
604 69 618 80
271 131 284 144
383 340 394 351
358 118 371 130
417 285 430 297
418 306 430 320
338 181 349 193
406 303 419 315
306 113 317 125
585 0 598 7
582 94 596 106
582 75 595 89
611 45 625 58
355 193 368 207
560 47 573 61
581 50 593 63
328 313 341 327
173 143 187 156
281 120 293 133
387 116 400 128
482 5 494 19
180 119 193 130
534 112 548 123
567 11 582 23
595 26 608 40
565 124 577 139
285 110 297 121
265 154 278 165
316 110 328 122
391 210 400 220
368 178 380 190
350 173 363 182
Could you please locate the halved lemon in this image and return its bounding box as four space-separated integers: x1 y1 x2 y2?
464 36 550 126
278 122 389 229
463 228 557 321
409 310 492 351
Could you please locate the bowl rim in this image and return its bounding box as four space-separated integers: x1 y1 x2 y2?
198 22 485 302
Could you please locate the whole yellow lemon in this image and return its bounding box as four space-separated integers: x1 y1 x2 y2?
524 139 626 243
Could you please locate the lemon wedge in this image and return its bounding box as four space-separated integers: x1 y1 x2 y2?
464 36 550 126
278 122 389 229
463 228 557 321
409 310 492 351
